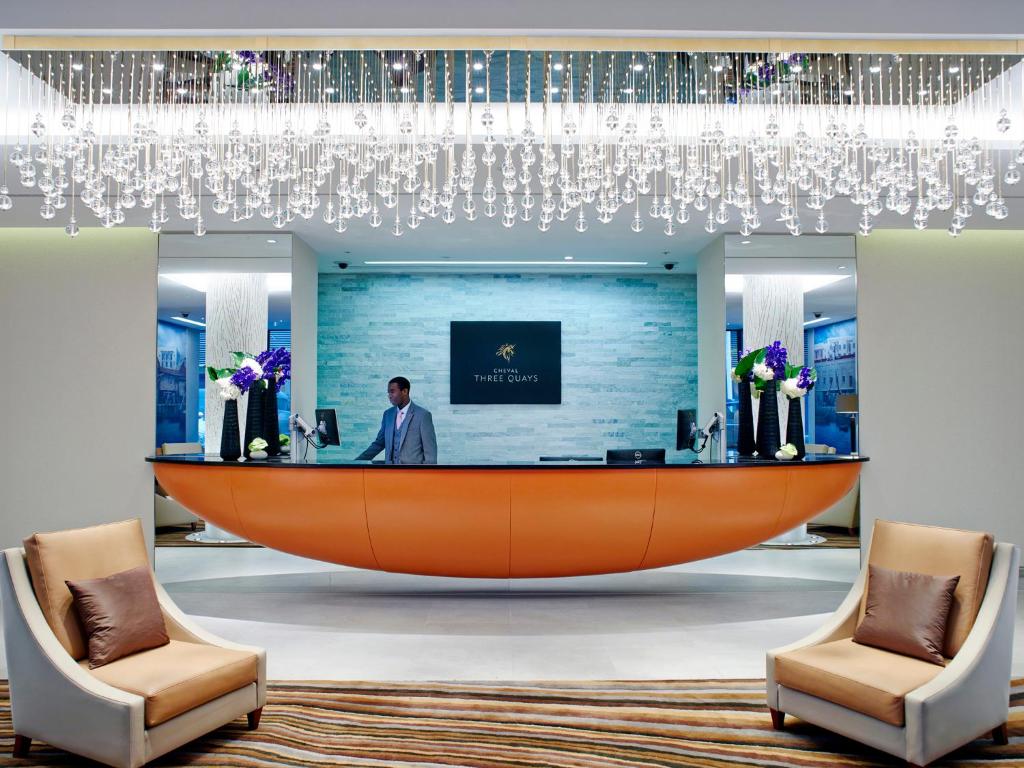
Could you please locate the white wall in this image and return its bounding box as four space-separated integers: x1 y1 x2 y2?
858 230 1024 550
290 236 318 425
696 237 727 431
0 228 157 550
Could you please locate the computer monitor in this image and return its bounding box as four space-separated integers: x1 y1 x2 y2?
606 449 666 465
676 409 697 451
314 408 341 446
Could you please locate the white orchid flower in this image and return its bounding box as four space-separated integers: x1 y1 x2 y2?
239 358 264 377
752 361 774 381
780 377 807 399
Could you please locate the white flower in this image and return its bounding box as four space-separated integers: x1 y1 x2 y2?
752 361 774 381
239 358 263 377
216 378 241 401
780 377 807 399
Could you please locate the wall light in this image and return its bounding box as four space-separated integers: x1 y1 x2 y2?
803 316 832 326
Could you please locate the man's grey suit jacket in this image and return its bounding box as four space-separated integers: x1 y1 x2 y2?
356 402 438 464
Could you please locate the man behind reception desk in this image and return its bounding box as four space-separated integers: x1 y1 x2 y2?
356 376 438 464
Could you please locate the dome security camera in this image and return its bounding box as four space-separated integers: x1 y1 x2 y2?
663 263 676 271
813 311 822 319
337 262 349 270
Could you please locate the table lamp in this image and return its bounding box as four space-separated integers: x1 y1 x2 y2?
835 394 859 456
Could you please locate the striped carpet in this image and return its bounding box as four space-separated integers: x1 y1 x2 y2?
2 680 1021 767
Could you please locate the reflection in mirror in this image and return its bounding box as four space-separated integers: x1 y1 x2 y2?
723 235 857 456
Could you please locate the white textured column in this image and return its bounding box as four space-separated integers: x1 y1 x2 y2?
744 274 818 546
204 274 269 453
743 275 804 436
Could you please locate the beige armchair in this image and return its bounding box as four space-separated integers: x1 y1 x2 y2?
1 519 266 767
767 520 1019 767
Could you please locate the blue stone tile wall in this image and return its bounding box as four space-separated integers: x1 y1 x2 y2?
317 273 698 463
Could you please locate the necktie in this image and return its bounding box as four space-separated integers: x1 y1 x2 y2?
396 409 405 431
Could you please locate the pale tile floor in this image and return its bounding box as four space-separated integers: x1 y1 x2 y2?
4 547 1021 680
141 546 1024 680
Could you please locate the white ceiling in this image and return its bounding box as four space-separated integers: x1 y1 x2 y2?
2 0 1022 37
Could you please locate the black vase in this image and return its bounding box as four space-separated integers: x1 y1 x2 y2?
756 379 781 459
219 399 242 462
786 397 806 459
263 381 281 457
243 385 266 459
737 376 756 457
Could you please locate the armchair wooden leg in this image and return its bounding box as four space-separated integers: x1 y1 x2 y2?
769 708 785 730
247 707 263 730
992 723 1009 745
13 735 31 758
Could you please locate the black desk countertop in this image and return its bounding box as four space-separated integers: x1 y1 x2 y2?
148 454 868 470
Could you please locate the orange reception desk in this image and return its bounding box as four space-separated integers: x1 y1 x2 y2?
149 455 866 578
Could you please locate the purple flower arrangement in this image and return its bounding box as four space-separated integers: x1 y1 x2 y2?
229 365 259 393
763 341 788 379
256 347 291 391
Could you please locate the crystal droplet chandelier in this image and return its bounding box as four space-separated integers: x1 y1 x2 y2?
0 48 1021 239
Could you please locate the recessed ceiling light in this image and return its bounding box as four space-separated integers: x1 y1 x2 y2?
101 87 112 95
564 255 574 260
151 62 164 72
725 274 850 294
164 273 292 293
551 86 560 94
363 260 649 266
553 62 564 72
171 316 206 328
741 239 751 244
325 87 335 94
472 61 483 71
312 61 323 71
392 61 405 71
633 63 644 72
869 65 881 74
948 65 960 74
474 86 484 94
838 265 847 270
266 239 276 243
622 87 634 94
712 64 724 73
71 61 83 71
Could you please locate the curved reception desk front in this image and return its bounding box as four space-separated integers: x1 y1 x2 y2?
149 456 866 578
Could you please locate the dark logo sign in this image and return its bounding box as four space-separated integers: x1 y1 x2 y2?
451 321 561 404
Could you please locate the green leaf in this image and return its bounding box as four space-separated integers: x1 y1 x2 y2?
754 348 766 364
230 351 251 367
207 366 234 381
733 347 763 377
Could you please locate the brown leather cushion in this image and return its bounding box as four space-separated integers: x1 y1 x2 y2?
23 520 152 660
862 520 993 658
853 565 960 665
775 638 942 725
83 640 259 727
66 565 170 668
